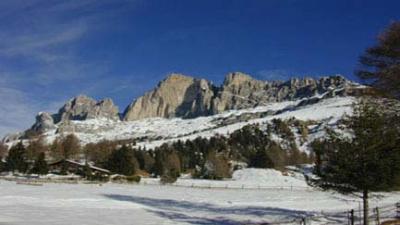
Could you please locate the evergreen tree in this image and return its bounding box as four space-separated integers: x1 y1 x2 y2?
251 148 272 168
107 145 139 176
0 160 5 172
135 149 155 172
30 152 48 175
0 143 7 172
6 142 28 173
356 21 400 98
312 100 400 225
0 142 7 160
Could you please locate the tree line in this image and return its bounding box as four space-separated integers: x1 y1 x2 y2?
0 117 314 183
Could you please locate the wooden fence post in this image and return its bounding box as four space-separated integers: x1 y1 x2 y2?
396 202 400 218
374 207 380 225
358 202 362 225
349 209 354 225
300 217 309 225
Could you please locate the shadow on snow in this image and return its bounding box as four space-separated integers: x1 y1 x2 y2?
103 194 318 225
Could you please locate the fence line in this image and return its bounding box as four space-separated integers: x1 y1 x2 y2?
1 176 314 191
1 176 399 225
139 180 314 191
250 203 399 225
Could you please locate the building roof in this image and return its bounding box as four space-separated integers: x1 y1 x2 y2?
48 159 110 174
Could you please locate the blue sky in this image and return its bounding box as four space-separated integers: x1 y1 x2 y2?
0 0 399 136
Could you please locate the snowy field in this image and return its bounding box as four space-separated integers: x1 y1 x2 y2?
0 169 399 225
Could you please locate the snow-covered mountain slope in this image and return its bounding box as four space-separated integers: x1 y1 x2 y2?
33 95 355 152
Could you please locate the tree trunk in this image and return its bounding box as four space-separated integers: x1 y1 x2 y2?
363 189 369 225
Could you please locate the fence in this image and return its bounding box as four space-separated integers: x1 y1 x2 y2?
257 203 399 225
0 176 314 190
2 177 399 224
140 179 313 191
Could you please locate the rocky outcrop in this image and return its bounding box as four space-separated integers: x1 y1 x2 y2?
23 95 120 136
30 112 56 133
212 72 271 113
123 74 215 120
211 73 355 114
19 72 361 139
122 72 359 121
54 95 119 123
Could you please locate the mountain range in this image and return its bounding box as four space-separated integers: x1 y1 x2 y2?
2 72 374 151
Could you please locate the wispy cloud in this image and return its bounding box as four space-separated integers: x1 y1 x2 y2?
0 87 38 137
0 23 87 61
0 0 135 137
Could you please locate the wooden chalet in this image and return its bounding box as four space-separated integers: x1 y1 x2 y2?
48 159 111 176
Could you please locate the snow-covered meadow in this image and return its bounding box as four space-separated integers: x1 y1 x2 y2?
0 168 398 225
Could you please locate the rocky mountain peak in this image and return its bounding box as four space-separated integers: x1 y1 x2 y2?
162 73 194 84
123 73 215 121
121 72 363 121
223 72 255 86
25 95 120 135
30 112 56 133
57 95 120 123
18 72 365 140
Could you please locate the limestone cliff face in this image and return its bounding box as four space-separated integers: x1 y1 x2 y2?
211 72 268 113
211 73 355 114
122 74 215 120
54 95 120 123
26 95 120 135
23 72 358 136
121 72 357 121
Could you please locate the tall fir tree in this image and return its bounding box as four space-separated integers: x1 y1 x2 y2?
312 100 400 225
30 152 48 175
107 145 139 176
356 21 400 98
6 142 28 173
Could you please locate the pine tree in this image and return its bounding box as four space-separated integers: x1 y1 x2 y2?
312 100 400 225
356 21 400 98
0 142 7 160
6 142 28 173
0 143 7 172
30 152 48 175
107 145 139 176
135 150 155 172
251 148 272 168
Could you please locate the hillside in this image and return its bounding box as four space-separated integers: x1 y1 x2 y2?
2 72 369 152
